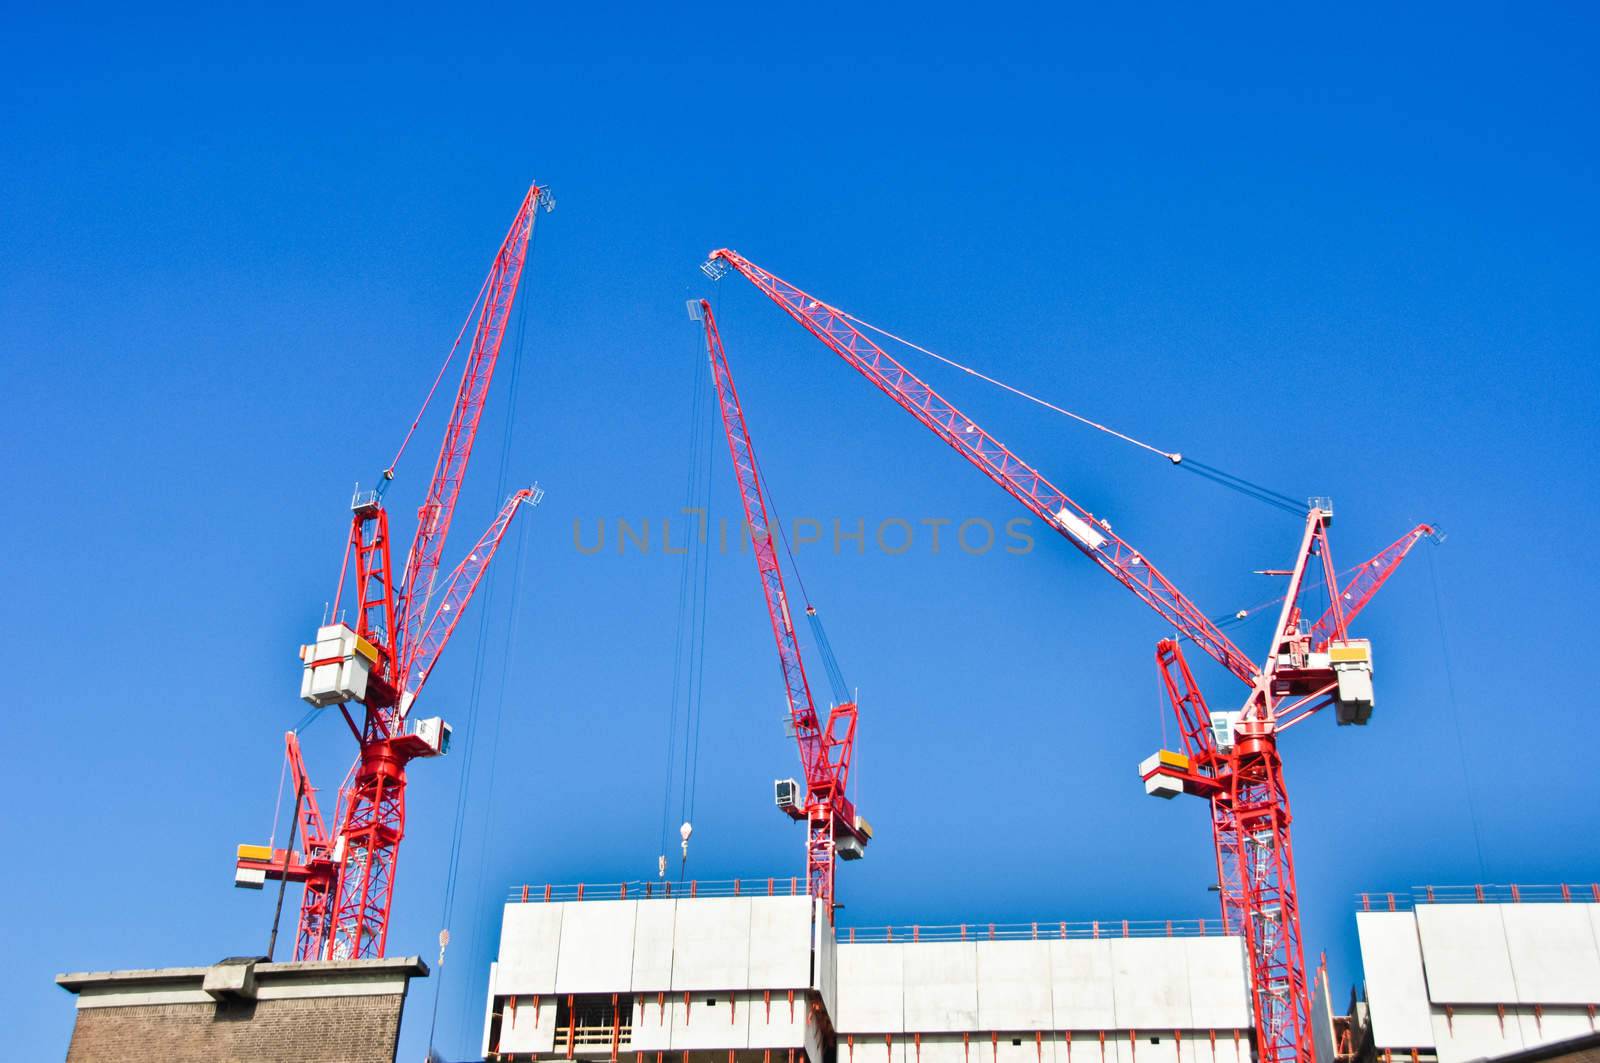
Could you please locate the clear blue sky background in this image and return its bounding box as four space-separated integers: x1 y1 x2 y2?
4 5 1597 1060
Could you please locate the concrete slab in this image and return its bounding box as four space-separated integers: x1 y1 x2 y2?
1049 940 1117 1031
977 941 1054 1031
633 899 678 992
1415 904 1517 1004
836 944 905 1034
673 898 753 991
555 900 638 994
750 895 814 989
1501 904 1600 1003
1110 939 1192 1030
902 943 979 1033
631 994 675 1052
669 992 749 1051
1357 911 1434 1048
497 903 564 994
498 995 557 1054
1184 937 1250 1030
749 988 809 1049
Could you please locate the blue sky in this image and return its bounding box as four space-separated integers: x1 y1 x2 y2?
4 4 1597 1060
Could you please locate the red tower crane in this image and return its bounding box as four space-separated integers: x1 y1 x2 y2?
689 298 869 915
234 183 554 961
700 248 1438 1063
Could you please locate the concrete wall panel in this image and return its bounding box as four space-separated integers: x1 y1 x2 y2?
993 1031 1057 1063
1118 1033 1181 1063
807 999 826 1063
1050 941 1117 1030
1311 965 1337 1063
483 963 498 1061
751 896 815 989
498 903 564 994
1415 905 1517 1004
1502 904 1600 1003
818 904 838 1019
749 989 809 1048
1184 938 1250 1030
498 996 558 1054
670 993 750 1050
1357 912 1434 1048
1110 939 1192 1030
1515 1006 1595 1048
1429 1007 1519 1063
837 943 906 1033
847 1035 907 1063
631 995 675 1052
673 898 754 991
555 900 638 993
903 943 979 1033
917 1034 974 1063
1199 1031 1249 1063
1591 906 1600 978
1060 1032 1107 1063
977 941 1055 1031
633 899 678 992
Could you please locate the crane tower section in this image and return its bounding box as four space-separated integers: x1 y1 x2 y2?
690 298 868 914
234 184 553 962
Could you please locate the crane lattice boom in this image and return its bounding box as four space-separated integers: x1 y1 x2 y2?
704 248 1436 1063
703 249 1259 686
693 298 863 911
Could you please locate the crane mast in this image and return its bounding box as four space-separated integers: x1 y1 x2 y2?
235 184 552 961
702 248 1437 1063
690 298 867 914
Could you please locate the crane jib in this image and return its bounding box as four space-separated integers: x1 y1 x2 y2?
708 249 1258 688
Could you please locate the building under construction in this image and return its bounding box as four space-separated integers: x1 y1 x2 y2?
477 883 1600 1063
49 187 1600 1063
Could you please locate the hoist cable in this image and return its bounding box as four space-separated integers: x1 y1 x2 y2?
749 449 812 607
745 436 853 705
447 270 541 1050
805 607 852 708
683 395 715 828
832 306 1180 462
268 706 324 850
425 218 537 1059
1178 459 1304 515
453 504 533 1042
657 330 704 862
1427 549 1489 880
389 269 495 477
663 310 716 875
1213 552 1379 629
826 305 1307 516
267 738 289 853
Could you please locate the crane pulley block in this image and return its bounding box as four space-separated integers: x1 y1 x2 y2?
298 623 379 707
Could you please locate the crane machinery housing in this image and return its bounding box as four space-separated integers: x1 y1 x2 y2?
232 182 554 963
699 248 1440 1063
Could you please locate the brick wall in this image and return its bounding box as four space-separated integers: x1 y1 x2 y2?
64 993 407 1063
